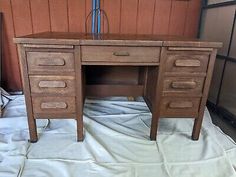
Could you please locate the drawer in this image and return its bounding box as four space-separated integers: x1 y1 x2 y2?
32 96 76 114
27 52 74 73
29 75 75 95
81 46 160 63
160 97 201 118
163 77 205 96
165 52 209 73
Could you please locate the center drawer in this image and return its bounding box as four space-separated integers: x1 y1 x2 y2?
81 46 160 63
29 75 75 95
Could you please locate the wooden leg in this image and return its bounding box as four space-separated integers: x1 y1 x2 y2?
28 117 38 143
74 46 84 142
77 115 84 142
150 113 159 141
192 117 203 140
144 66 162 141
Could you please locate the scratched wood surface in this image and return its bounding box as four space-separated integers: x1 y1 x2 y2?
0 0 201 91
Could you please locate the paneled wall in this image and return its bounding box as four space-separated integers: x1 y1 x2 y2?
0 0 201 91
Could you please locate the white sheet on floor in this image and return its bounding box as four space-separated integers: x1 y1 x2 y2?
0 95 236 177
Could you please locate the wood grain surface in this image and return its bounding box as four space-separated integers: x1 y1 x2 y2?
1 0 202 90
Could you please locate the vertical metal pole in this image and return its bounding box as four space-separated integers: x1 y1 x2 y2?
96 0 101 33
92 0 96 33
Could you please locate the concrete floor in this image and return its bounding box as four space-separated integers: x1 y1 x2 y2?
209 109 236 142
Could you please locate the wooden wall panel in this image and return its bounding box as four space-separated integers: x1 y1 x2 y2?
0 0 201 91
168 0 189 35
68 0 86 32
30 0 51 33
0 0 21 90
49 0 69 32
120 0 139 34
153 0 172 35
85 0 92 33
11 0 34 91
11 0 33 36
137 0 156 34
184 0 201 37
103 0 121 34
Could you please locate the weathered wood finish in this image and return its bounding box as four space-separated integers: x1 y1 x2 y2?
0 0 202 90
163 76 205 96
32 96 76 114
160 97 201 118
165 51 210 73
81 46 160 63
14 32 222 142
192 49 218 140
27 51 75 73
17 45 38 142
29 75 75 95
86 85 144 97
74 46 84 141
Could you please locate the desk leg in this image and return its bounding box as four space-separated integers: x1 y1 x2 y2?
28 116 38 143
75 46 84 142
77 114 84 141
149 48 166 140
192 117 202 140
76 83 84 142
150 98 161 141
150 113 159 140
192 102 205 140
144 66 162 141
17 45 38 143
192 49 217 140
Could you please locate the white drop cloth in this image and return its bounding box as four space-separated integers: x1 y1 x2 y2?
0 95 236 177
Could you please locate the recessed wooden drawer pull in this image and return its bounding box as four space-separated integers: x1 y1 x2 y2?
38 81 67 88
171 81 197 89
41 102 68 109
37 58 65 66
175 59 201 67
169 101 193 109
113 51 130 56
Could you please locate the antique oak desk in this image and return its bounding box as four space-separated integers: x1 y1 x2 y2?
14 32 222 143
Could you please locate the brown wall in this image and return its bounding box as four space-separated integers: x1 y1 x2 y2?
0 0 201 91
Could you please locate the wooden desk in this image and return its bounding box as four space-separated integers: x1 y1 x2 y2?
14 32 222 142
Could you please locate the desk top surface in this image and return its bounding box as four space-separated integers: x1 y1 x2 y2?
14 32 222 48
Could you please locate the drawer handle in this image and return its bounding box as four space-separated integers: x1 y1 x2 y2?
38 81 67 88
41 102 68 109
37 58 65 66
113 51 130 56
171 81 197 89
175 59 201 67
169 101 193 109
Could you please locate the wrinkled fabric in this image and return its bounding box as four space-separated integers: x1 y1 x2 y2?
0 95 236 177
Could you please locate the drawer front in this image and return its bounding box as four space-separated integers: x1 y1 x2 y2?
29 75 75 95
32 96 76 114
163 77 205 95
27 52 74 73
160 97 201 117
81 46 160 63
165 52 209 73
